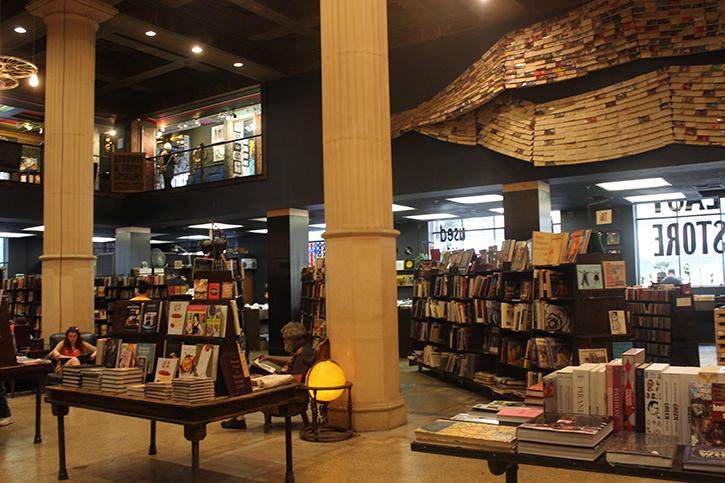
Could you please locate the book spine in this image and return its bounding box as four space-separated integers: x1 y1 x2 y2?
662 371 672 436
680 374 695 444
606 364 613 417
557 372 572 413
543 372 557 413
609 364 624 433
573 369 589 415
636 365 646 433
671 372 680 440
623 355 637 431
595 368 606 416
645 366 664 435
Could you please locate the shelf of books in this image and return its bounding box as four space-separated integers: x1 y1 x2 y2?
625 285 698 365
300 257 326 342
2 275 42 337
414 346 725 476
410 230 630 400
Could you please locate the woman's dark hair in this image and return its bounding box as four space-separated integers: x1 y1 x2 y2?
137 279 150 294
63 326 84 352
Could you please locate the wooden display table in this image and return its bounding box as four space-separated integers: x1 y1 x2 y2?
0 362 52 443
46 383 307 482
411 441 725 483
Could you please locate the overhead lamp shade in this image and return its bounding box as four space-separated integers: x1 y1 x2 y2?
305 360 345 403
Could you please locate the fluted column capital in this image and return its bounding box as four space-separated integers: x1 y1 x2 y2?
27 0 117 25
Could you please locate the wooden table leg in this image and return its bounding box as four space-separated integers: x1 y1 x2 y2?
505 464 518 483
52 405 70 480
184 424 206 476
285 413 294 483
34 378 42 444
149 420 157 455
488 461 517 483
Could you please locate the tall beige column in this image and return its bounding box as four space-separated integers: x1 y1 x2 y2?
320 0 406 431
28 0 117 334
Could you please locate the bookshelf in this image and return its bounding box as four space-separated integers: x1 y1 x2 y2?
410 246 628 399
300 257 326 341
2 275 42 337
625 286 698 365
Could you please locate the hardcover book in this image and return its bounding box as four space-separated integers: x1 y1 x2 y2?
636 363 651 433
140 301 162 334
193 279 209 299
166 301 188 335
517 413 613 447
415 420 517 451
683 446 725 474
207 282 221 300
184 304 207 335
606 359 624 432
496 407 543 424
472 400 526 414
136 343 156 375
645 363 670 435
220 282 235 300
622 348 646 432
205 305 227 337
154 357 179 382
117 342 137 368
220 350 252 396
123 302 144 332
602 261 626 288
605 432 678 468
576 264 604 290
178 344 197 377
103 338 122 368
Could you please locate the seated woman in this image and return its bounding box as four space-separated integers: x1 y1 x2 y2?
49 327 97 374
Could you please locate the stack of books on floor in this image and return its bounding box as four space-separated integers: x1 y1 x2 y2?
126 384 146 398
145 381 173 400
524 381 543 407
172 377 215 403
414 419 517 452
80 368 104 390
101 368 144 393
517 414 613 461
62 366 83 388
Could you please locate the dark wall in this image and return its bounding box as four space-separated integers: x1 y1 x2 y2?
236 234 268 303
396 221 429 259
8 237 43 276
561 204 637 284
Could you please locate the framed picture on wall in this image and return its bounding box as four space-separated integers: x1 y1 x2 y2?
607 248 621 255
606 231 621 246
578 348 608 364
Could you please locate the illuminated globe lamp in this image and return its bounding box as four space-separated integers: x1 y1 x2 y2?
301 360 354 442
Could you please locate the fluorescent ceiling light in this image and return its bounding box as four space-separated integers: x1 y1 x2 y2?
188 222 242 230
14 26 27 34
178 234 209 240
446 194 503 204
23 225 44 232
405 213 457 221
310 223 326 229
624 192 686 203
0 232 34 238
247 229 268 234
150 240 174 244
92 237 115 243
490 208 505 214
392 203 415 212
596 177 671 191
249 217 267 222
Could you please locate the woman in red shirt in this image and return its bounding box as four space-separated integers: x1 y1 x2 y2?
50 327 96 373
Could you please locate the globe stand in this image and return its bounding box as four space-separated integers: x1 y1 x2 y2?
300 382 354 442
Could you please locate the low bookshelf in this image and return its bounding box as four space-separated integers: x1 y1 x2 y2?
2 274 42 338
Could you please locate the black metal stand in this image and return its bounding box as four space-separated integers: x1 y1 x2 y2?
285 413 294 483
34 379 42 444
299 382 354 442
149 420 157 455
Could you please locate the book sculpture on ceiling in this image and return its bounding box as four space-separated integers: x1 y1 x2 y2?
392 0 725 166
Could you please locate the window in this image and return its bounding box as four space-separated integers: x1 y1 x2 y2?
635 198 725 287
552 210 561 234
429 216 506 253
0 237 6 269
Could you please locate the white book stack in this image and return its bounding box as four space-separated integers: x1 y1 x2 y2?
126 384 146 398
555 366 574 413
590 364 607 416
62 366 83 388
101 368 144 393
573 363 598 415
80 368 104 391
145 382 173 400
172 377 215 403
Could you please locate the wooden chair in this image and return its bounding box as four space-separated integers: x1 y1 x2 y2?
262 338 329 433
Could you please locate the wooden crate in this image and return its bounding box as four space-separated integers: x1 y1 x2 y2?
715 307 725 365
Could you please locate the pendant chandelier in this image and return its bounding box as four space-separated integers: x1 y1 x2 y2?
0 4 39 90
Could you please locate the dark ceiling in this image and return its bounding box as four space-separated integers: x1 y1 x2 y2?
0 0 588 119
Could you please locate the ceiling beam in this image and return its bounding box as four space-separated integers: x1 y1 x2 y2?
226 0 319 41
102 13 282 81
97 63 182 93
249 17 319 43
96 74 154 94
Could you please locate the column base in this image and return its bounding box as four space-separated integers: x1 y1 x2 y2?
328 396 407 432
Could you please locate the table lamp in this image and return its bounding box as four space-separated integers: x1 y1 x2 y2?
301 360 354 442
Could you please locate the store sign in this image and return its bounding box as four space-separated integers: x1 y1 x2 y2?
647 198 724 256
111 152 147 192
438 227 466 242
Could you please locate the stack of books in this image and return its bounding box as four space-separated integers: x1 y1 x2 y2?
517 414 613 461
473 371 496 387
126 384 146 398
145 382 172 400
524 381 544 407
606 433 678 468
62 366 83 388
101 368 144 393
496 407 543 424
80 368 104 390
683 446 725 474
415 419 517 452
471 400 526 419
172 377 215 403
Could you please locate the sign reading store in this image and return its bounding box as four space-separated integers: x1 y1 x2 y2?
651 198 725 256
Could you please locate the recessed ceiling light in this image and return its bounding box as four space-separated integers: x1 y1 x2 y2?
92 237 115 243
490 208 505 214
596 177 671 191
405 213 457 221
310 223 326 229
247 229 268 234
145 30 157 37
392 203 415 212
0 232 34 238
188 222 242 230
191 45 203 54
14 26 27 34
23 225 44 232
446 194 503 204
249 217 267 222
233 62 244 68
150 240 174 244
179 234 210 240
624 192 686 203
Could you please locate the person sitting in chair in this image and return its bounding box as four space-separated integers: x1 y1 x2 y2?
221 321 315 429
49 327 96 374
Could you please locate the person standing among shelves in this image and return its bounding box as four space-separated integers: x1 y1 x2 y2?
161 142 176 190
130 280 152 301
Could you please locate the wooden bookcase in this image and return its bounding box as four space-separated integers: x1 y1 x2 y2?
2 274 42 338
626 286 699 366
299 259 326 341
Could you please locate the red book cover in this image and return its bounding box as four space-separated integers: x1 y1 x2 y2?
497 407 543 419
207 282 221 300
607 361 624 433
622 348 645 432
